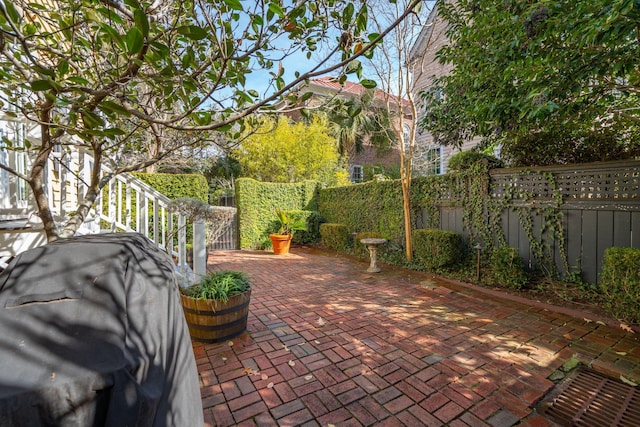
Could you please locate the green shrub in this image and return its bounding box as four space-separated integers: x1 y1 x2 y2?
354 231 384 258
412 229 464 270
133 172 209 201
447 150 503 172
287 210 324 245
320 223 351 251
489 245 528 289
600 247 640 323
182 270 250 302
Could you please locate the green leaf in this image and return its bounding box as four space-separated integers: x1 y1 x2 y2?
252 14 263 26
57 60 69 76
30 79 60 92
356 5 368 34
26 2 48 10
268 2 284 18
134 9 149 37
101 128 126 137
360 79 377 89
67 76 89 85
100 23 126 52
343 3 354 26
4 1 20 23
81 110 105 128
224 0 244 11
34 66 55 78
345 60 361 74
98 100 131 117
126 27 144 54
236 90 254 103
124 0 141 8
177 25 208 40
54 98 71 107
24 23 37 35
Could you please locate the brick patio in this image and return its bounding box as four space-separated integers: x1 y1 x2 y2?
194 248 640 426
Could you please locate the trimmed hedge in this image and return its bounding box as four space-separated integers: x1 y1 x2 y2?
319 174 458 248
488 245 528 289
133 172 209 201
319 180 404 243
600 247 640 323
320 223 351 251
236 178 320 249
412 229 464 270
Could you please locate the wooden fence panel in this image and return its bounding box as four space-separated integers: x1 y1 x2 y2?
613 211 631 247
565 209 582 277
418 160 640 285
454 207 465 237
507 209 520 253
579 210 598 283
596 210 614 284
633 212 640 247
439 206 466 236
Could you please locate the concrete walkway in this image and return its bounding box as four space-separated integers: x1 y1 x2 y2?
195 249 640 426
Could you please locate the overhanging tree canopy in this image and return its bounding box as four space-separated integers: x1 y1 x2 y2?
420 0 640 164
0 0 422 241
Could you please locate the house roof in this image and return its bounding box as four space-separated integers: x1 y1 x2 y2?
308 77 411 109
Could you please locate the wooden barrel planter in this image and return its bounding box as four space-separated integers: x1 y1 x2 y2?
180 290 251 343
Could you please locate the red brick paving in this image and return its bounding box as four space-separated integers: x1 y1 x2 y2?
194 248 640 426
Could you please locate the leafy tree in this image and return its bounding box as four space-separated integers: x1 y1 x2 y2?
421 0 640 165
362 0 433 261
0 0 422 242
322 88 396 157
233 115 350 186
203 155 241 204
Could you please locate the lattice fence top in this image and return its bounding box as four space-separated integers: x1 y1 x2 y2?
490 160 640 206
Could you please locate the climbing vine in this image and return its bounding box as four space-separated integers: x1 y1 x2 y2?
318 162 573 281
490 169 570 279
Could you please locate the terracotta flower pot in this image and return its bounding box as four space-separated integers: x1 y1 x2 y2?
269 233 292 255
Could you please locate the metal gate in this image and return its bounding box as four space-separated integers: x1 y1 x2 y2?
209 207 238 250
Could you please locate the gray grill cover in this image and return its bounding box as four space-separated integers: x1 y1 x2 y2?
0 233 203 426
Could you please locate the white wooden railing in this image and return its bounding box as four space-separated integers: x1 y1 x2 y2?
1 142 207 284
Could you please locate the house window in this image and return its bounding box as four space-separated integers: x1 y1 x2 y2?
1 122 29 205
351 165 363 182
425 147 441 175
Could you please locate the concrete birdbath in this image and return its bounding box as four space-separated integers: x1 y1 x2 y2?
360 238 387 273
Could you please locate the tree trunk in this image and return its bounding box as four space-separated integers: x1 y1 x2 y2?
59 147 107 239
401 173 412 261
30 112 59 242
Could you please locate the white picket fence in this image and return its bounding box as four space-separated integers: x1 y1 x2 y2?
0 143 207 284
